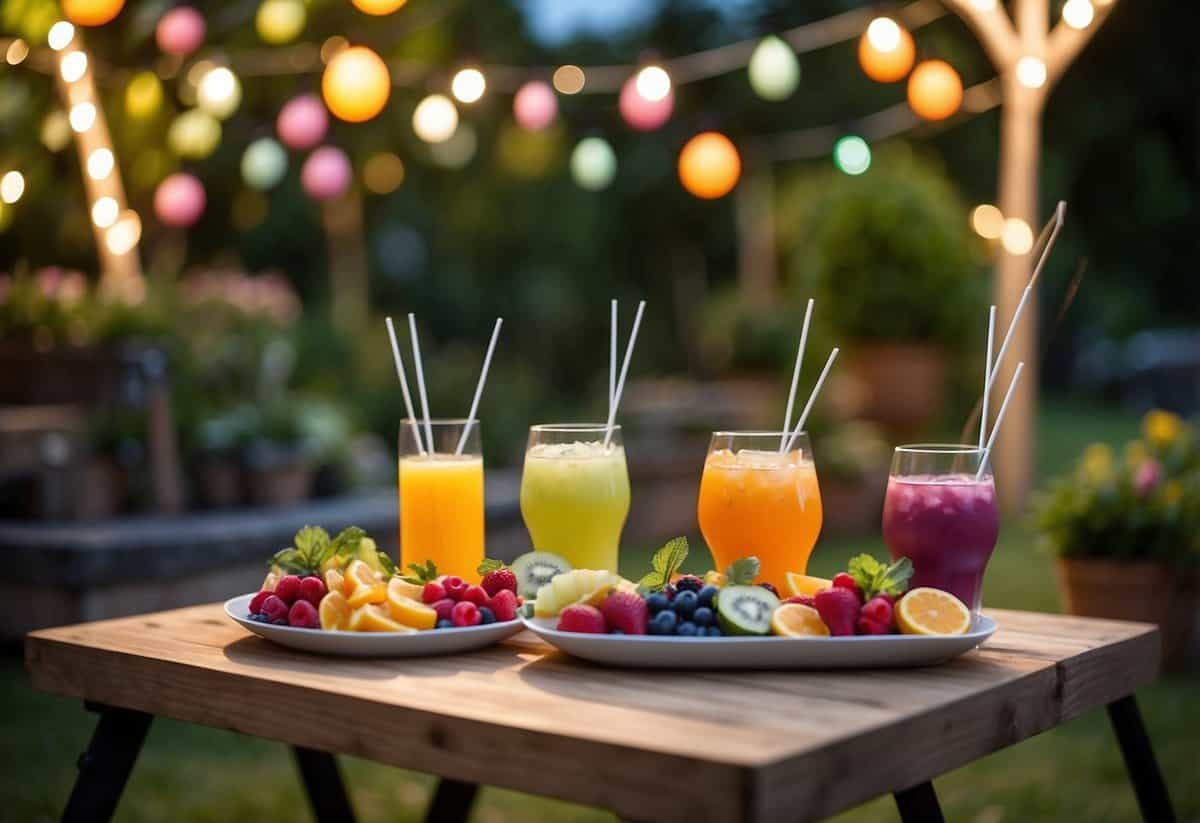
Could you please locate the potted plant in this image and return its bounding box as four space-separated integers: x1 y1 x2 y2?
1033 410 1199 669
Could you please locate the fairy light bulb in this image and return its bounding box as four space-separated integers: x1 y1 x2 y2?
196 66 241 120
970 0 997 9
1062 0 1095 29
48 22 76 51
678 132 741 199
87 147 114 180
866 18 901 52
451 68 486 104
60 51 88 83
1001 217 1034 254
69 102 96 132
62 0 125 27
747 36 800 101
1016 56 1047 89
859 17 915 83
971 204 1004 239
92 196 119 229
834 136 871 175
351 0 407 14
5 39 29 65
634 65 671 102
907 60 963 121
322 46 390 122
0 172 25 204
552 65 586 95
106 210 141 255
412 94 458 143
570 137 617 191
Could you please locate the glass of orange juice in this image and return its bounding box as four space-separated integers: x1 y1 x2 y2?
697 431 823 591
399 419 485 581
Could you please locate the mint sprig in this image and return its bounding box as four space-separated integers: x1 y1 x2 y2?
725 556 761 586
401 559 439 585
477 558 506 575
267 525 378 576
637 537 689 593
847 553 913 599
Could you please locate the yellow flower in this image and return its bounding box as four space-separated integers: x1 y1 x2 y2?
1079 443 1113 483
1143 410 1184 448
1163 482 1183 506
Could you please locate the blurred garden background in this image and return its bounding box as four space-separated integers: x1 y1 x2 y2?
1 0 1198 819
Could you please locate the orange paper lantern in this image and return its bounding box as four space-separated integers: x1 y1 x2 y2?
858 20 915 83
678 132 741 199
907 60 963 121
351 0 407 14
62 0 125 26
322 46 390 123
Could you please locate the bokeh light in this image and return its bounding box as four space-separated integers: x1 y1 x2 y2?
363 152 405 194
352 0 407 14
834 136 871 175
60 51 88 83
91 196 119 229
276 94 328 150
1 172 25 205
125 71 163 118
429 124 477 169
255 0 305 45
678 132 741 199
69 102 96 133
154 173 206 227
1063 0 1095 29
619 75 673 131
748 36 800 101
907 60 963 121
497 120 562 179
5 39 29 65
301 146 352 200
513 81 557 131
41 111 72 151
412 94 458 143
859 17 914 83
241 138 288 190
552 65 586 95
105 210 141 255
451 68 486 104
86 147 114 180
1016 56 1047 89
634 65 671 102
167 109 221 159
155 6 205 56
570 137 617 191
196 66 241 120
322 46 390 122
320 36 348 63
971 204 1004 239
47 22 75 51
62 0 125 27
1001 217 1034 254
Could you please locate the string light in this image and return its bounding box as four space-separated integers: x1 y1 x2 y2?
747 36 800 101
570 137 616 191
552 65 586 95
970 0 997 9
62 0 126 27
1001 217 1034 254
241 138 288 190
41 112 72 152
971 204 1004 239
48 22 76 51
91 196 119 229
154 173 206 227
156 6 206 56
1062 0 1095 29
322 46 390 122
69 102 97 133
363 152 405 194
1016 56 1047 89
105 210 141 255
907 60 963 121
678 132 741 199
125 72 163 118
60 51 88 83
167 109 221 158
6 39 29 66
619 74 673 131
859 17 915 83
351 0 407 14
0 172 25 205
256 0 306 45
513 81 557 131
634 65 671 102
300 146 352 200
834 136 871 175
866 18 902 52
86 148 114 180
277 94 328 149
412 94 458 143
451 68 487 104
196 66 242 119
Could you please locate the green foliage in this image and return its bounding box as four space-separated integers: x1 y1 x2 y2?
401 559 439 585
724 556 761 586
1032 411 1200 564
698 287 809 374
636 537 689 593
847 554 913 599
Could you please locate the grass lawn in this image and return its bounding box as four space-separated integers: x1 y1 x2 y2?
3 398 1196 822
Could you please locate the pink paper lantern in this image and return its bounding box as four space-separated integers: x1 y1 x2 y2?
513 81 557 131
301 146 352 201
618 76 674 132
276 95 329 151
155 6 205 56
154 173 206 228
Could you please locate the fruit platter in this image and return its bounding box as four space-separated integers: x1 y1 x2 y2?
519 538 996 669
225 526 524 657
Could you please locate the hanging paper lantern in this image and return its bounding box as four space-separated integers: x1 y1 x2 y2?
62 0 125 27
276 94 328 150
241 138 288 190
301 146 352 200
154 173 205 227
748 36 800 101
513 81 557 131
618 75 673 132
570 138 617 191
906 60 963 121
155 6 205 56
167 109 221 159
255 0 305 45
412 94 458 143
858 17 915 83
352 0 407 14
196 66 241 120
834 136 871 175
125 71 163 119
678 132 741 199
322 46 390 123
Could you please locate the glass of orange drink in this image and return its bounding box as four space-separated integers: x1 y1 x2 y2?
399 419 485 581
697 431 823 592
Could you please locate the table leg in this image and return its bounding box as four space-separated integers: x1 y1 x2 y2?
62 704 153 823
292 747 357 823
1107 695 1176 823
425 778 479 823
893 780 944 823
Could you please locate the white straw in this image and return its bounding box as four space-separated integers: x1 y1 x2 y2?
407 313 435 455
779 298 815 452
979 305 996 450
609 299 617 422
604 300 645 448
981 285 1032 401
455 318 503 456
385 316 425 456
785 347 839 454
976 361 1025 480
1028 201 1066 288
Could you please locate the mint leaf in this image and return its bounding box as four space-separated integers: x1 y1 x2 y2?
294 526 330 558
725 556 761 586
376 551 397 576
847 554 884 595
875 557 913 597
269 548 307 574
847 553 913 599
637 537 689 592
330 526 366 560
477 558 506 575
401 559 439 585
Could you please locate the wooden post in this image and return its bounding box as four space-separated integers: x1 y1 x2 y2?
735 168 778 307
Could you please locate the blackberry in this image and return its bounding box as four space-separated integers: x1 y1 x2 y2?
674 575 704 594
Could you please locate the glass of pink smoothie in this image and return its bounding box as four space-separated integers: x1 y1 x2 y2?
882 444 999 613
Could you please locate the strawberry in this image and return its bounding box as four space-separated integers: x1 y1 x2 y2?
274 574 302 605
600 591 648 635
831 572 862 602
861 595 894 628
813 587 859 636
249 590 273 615
422 581 447 604
488 589 518 622
856 616 890 635
558 604 606 634
481 568 518 597
462 585 489 606
299 576 326 606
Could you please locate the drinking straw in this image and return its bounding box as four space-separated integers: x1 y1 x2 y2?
455 318 504 456
976 361 1025 480
779 298 815 452
1028 201 1066 288
385 316 425 456
604 299 646 448
609 299 617 422
785 347 840 454
978 305 996 450
407 313 435 455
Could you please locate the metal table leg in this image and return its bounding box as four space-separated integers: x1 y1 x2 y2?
1108 695 1176 823
425 778 479 823
894 780 944 823
292 746 357 823
62 704 153 823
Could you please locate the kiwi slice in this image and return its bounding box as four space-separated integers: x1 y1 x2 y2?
511 551 572 598
716 585 780 636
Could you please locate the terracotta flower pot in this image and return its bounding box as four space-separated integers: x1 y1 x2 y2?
845 343 948 434
1055 556 1198 670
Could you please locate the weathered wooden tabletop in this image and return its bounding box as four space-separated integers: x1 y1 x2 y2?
25 605 1160 823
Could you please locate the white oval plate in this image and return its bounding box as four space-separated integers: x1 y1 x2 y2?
521 615 996 669
225 594 523 658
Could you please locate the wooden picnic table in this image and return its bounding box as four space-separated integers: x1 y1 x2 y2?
26 605 1176 823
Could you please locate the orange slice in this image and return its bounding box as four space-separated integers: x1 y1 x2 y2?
896 588 971 635
785 572 832 598
346 558 382 589
318 591 352 631
387 577 425 602
386 580 437 630
347 581 387 608
347 604 415 633
324 569 351 598
770 603 831 637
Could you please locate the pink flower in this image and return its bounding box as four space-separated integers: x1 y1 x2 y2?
1134 459 1162 498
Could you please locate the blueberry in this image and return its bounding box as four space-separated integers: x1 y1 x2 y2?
478 607 496 625
704 626 723 637
697 585 719 609
649 610 678 635
436 619 454 629
609 628 625 635
693 607 714 627
676 621 699 637
673 590 698 619
645 593 670 614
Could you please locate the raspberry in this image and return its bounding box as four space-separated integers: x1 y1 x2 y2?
856 616 890 635
600 591 648 635
557 604 606 634
481 568 518 597
463 585 489 606
861 596 894 628
422 581 447 604
831 572 862 602
442 576 467 601
274 575 302 605
431 598 456 622
259 594 289 624
299 576 326 606
488 589 518 622
786 594 816 608
249 590 273 615
813 587 859 636
673 574 704 594
288 599 319 629
451 601 481 627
